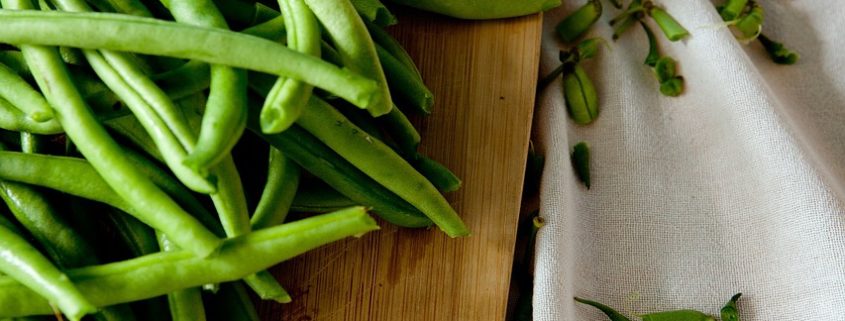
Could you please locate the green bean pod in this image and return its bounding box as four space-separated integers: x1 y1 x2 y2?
647 5 689 41
0 207 379 318
0 9 380 109
303 0 394 116
556 0 602 43
612 14 638 40
251 147 300 229
291 183 357 213
720 293 742 321
0 63 52 122
641 310 716 321
376 44 433 114
0 98 62 134
718 0 748 21
365 20 422 82
158 234 207 321
563 64 599 125
0 50 30 75
296 97 468 236
733 4 763 39
570 141 590 188
574 297 632 321
351 0 396 26
758 34 799 65
0 223 96 321
414 155 461 193
259 0 320 134
153 61 211 101
378 106 421 157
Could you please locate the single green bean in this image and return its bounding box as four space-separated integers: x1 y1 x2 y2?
251 147 300 229
573 297 632 321
0 223 96 321
0 98 62 134
0 63 53 122
0 207 379 318
303 0 393 116
556 0 602 43
376 45 433 114
163 0 248 172
296 96 468 236
0 17 222 253
351 0 395 26
0 9 380 109
641 310 716 321
414 155 461 193
259 0 320 134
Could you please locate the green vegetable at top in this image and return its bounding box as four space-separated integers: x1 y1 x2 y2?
386 0 560 20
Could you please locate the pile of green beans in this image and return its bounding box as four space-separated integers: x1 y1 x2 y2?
0 0 468 319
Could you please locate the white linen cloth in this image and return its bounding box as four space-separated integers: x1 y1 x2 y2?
533 1 845 320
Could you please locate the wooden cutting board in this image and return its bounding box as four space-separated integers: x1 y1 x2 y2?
257 8 543 321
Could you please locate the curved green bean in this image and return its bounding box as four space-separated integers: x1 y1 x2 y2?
641 310 716 321
377 45 433 114
351 0 396 26
153 60 211 100
720 293 742 321
259 0 320 134
379 106 420 158
303 0 393 116
0 223 96 321
0 9 380 109
251 147 300 229
0 4 222 256
297 97 468 236
0 207 379 318
0 63 52 122
574 297 632 321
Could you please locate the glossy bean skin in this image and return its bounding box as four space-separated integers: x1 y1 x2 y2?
251 147 300 230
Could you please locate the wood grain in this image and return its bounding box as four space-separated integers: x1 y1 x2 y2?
258 9 542 321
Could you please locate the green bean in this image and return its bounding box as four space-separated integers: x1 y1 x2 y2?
303 0 393 116
414 155 461 193
573 297 632 321
0 223 96 321
153 60 211 100
0 212 24 235
213 0 277 29
0 207 379 318
259 0 320 134
296 96 468 236
158 234 207 321
718 0 748 22
377 45 433 115
351 0 396 26
646 3 689 42
0 9 380 109
0 13 223 254
246 111 432 228
0 63 52 122
733 3 762 39
162 0 248 173
641 310 716 321
290 182 357 213
563 64 599 125
556 0 602 43
758 34 798 65
365 20 421 82
571 141 590 188
0 98 62 134
720 293 742 321
251 147 300 229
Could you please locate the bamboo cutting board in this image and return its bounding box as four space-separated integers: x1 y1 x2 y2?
258 8 543 321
